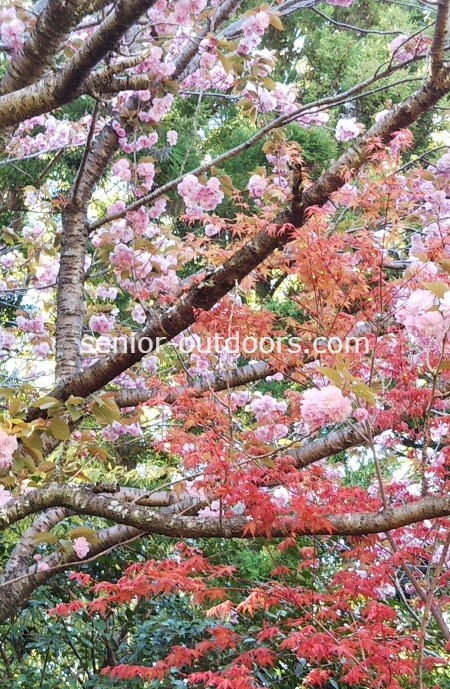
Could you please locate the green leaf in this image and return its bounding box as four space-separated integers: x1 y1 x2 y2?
67 526 100 545
421 281 449 299
317 366 342 386
351 381 376 405
269 14 283 30
21 432 43 452
32 396 60 411
49 417 71 441
32 533 59 545
91 396 121 425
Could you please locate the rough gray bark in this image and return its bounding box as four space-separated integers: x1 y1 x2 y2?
2 483 450 539
0 0 89 94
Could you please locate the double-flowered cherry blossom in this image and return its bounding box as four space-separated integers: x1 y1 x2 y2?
335 117 363 142
0 428 17 470
301 386 352 430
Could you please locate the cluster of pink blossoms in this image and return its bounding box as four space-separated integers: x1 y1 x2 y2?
249 394 287 422
248 174 268 200
73 537 90 560
390 34 429 64
102 421 142 443
301 386 352 430
335 117 363 142
9 114 92 158
238 11 271 55
112 159 156 194
177 174 224 216
89 314 116 335
0 5 25 53
255 423 289 443
133 45 175 81
242 82 298 115
396 288 450 342
171 0 207 25
139 94 174 124
0 428 18 470
297 108 330 128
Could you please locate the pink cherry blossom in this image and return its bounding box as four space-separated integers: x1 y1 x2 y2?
131 304 147 324
255 423 289 443
16 315 45 334
96 285 118 300
335 117 362 142
89 314 116 334
110 243 134 270
178 174 202 207
249 394 287 422
167 130 178 146
354 407 369 423
205 223 220 237
0 330 16 351
196 177 224 211
178 174 223 212
272 486 292 507
142 355 158 374
238 11 271 55
396 288 450 341
248 174 268 199
33 554 50 572
32 342 50 358
301 386 352 430
112 158 131 181
230 391 250 408
0 485 12 507
0 7 25 52
189 354 213 377
149 197 167 219
198 500 220 519
73 537 90 559
0 428 18 469
147 94 174 123
390 34 428 65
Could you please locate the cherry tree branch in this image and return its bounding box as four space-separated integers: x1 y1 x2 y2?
0 0 91 95
114 361 276 407
0 0 156 129
0 508 72 583
289 424 372 469
430 0 450 74
0 523 141 624
0 493 203 624
47 67 450 405
2 483 450 539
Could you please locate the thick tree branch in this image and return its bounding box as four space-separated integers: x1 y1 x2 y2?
2 484 450 539
0 0 156 129
289 424 372 469
430 0 450 74
115 361 275 408
0 0 90 95
0 508 71 583
0 494 201 624
55 205 90 382
0 523 141 624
